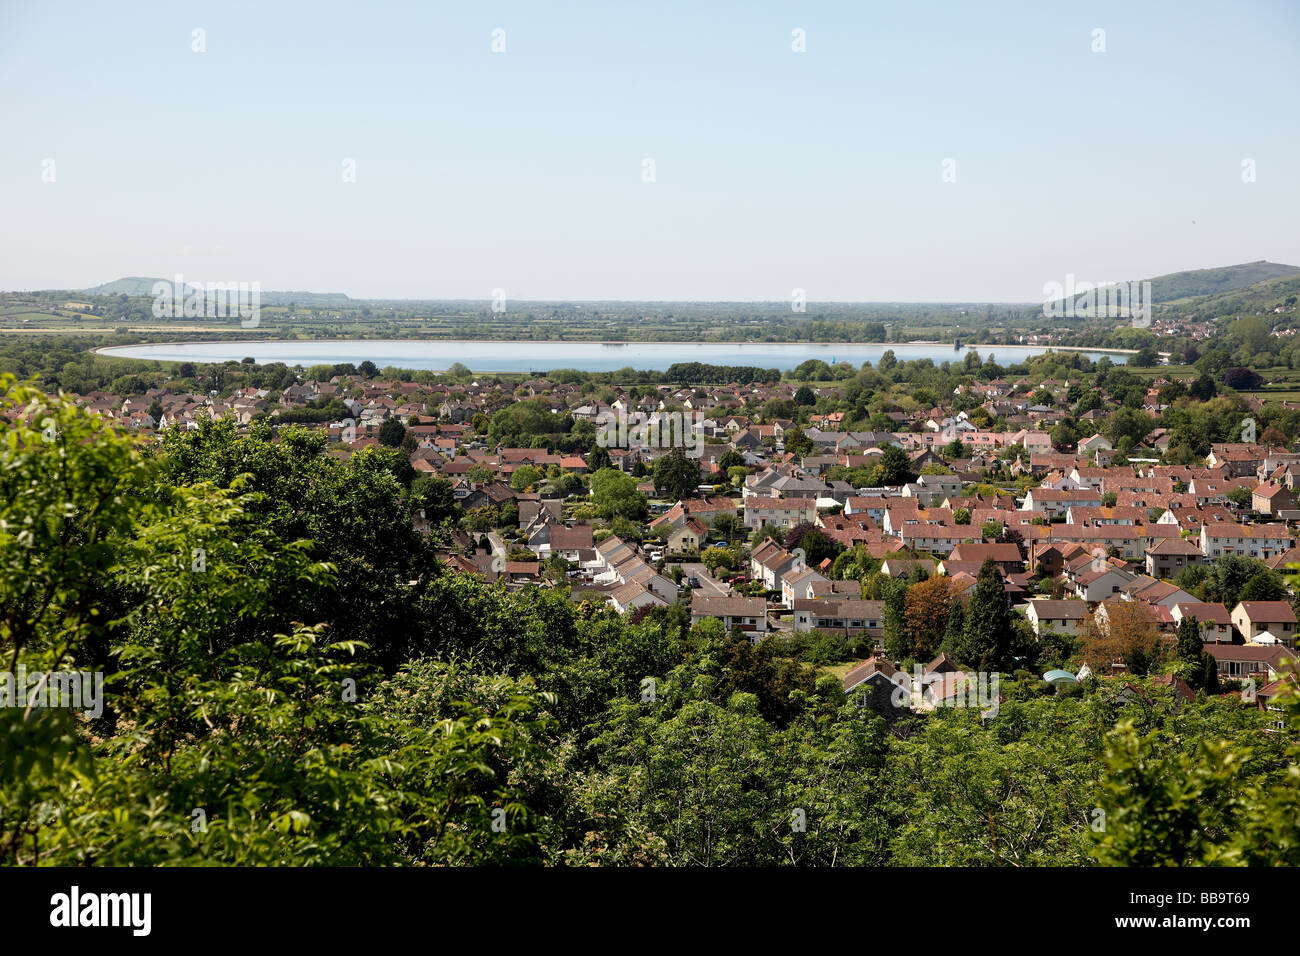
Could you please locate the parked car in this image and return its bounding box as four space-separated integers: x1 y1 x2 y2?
687 576 700 588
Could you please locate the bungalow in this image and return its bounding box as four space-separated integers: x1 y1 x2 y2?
881 557 937 578
1205 643 1296 682
690 594 769 637
1024 599 1088 637
792 598 885 638
609 581 668 615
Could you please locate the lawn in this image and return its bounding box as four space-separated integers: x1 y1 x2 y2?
817 660 860 680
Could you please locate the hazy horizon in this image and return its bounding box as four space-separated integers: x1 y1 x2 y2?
4 0 1298 301
11 258 1298 305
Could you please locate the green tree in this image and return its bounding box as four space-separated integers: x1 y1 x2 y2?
378 417 406 447
1238 568 1285 603
510 464 543 492
874 445 913 486
652 447 701 501
882 576 910 662
783 426 814 458
963 558 1014 672
591 468 648 521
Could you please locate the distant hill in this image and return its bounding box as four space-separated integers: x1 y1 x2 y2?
78 264 1300 316
81 277 352 307
1043 260 1300 316
1165 272 1300 319
1147 260 1300 303
83 277 168 297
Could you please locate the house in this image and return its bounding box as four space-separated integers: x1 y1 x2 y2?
1073 565 1138 602
1264 548 1300 576
896 525 973 555
1077 434 1114 457
1252 481 1294 516
1205 643 1296 682
690 595 769 637
920 670 996 710
1144 536 1204 579
743 497 817 530
1021 488 1104 518
844 496 889 523
1093 597 1164 637
945 542 1024 573
842 656 910 720
609 581 668 615
503 560 540 583
1122 577 1197 609
1030 541 1088 577
1199 524 1294 560
594 534 635 573
1230 601 1298 646
1170 602 1232 643
880 558 937 578
528 522 594 560
1024 599 1088 637
791 598 885 637
1207 443 1265 478
749 540 807 592
666 518 710 554
781 566 831 606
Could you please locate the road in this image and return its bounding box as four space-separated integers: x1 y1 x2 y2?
676 562 733 597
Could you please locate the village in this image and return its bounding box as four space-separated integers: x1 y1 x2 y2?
63 362 1300 722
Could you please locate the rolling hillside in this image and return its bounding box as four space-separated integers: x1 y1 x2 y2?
82 278 353 308
1147 260 1300 303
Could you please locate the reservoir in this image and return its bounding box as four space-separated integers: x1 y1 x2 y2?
97 339 1129 372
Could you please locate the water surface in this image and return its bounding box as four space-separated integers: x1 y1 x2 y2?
98 339 1129 371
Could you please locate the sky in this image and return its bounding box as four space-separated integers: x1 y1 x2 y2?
1 0 1297 302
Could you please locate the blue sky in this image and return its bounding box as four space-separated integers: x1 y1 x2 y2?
2 0 1297 301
